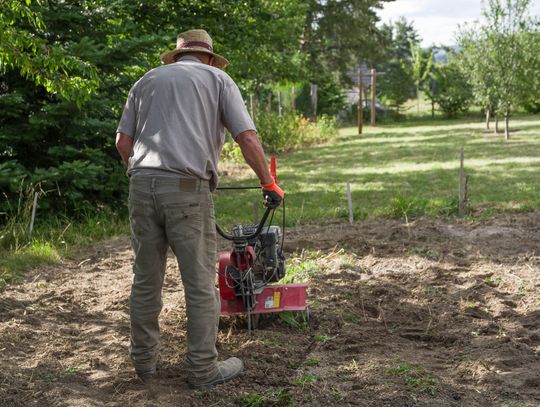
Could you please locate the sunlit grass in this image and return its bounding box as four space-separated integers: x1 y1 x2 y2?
216 115 540 226
0 211 129 285
0 241 60 285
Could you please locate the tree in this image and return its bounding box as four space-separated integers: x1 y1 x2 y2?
0 0 308 217
0 0 99 104
429 62 473 117
458 0 540 139
301 0 392 83
377 61 415 113
376 18 418 113
408 40 434 113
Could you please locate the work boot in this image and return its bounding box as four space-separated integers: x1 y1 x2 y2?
136 366 158 384
187 357 244 388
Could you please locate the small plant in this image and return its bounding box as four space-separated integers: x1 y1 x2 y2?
238 388 292 407
282 254 320 284
278 310 309 329
305 357 319 367
292 372 319 386
343 311 359 323
314 334 335 344
483 276 502 287
340 359 360 373
384 363 437 396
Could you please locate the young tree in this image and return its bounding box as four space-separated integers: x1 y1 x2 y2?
458 0 540 140
408 40 434 113
429 62 474 118
376 18 418 113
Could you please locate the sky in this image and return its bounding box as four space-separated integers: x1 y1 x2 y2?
377 0 540 47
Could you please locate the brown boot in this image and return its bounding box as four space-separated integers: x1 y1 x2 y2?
187 357 244 388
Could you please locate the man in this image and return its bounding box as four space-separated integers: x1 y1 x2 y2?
115 29 284 388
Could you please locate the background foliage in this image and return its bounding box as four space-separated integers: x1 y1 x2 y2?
0 0 391 222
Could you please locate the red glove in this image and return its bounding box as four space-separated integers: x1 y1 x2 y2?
261 179 284 209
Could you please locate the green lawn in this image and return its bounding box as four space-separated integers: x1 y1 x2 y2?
215 116 540 226
3 115 539 282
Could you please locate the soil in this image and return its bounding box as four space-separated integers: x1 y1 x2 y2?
1 213 539 407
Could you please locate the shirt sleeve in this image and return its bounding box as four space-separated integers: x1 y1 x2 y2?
220 80 256 140
116 89 137 137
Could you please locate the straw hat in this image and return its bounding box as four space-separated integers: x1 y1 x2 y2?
160 29 229 69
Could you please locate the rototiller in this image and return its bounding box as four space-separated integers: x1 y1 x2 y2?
215 158 307 332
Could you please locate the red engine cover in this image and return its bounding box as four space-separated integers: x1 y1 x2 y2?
217 247 255 301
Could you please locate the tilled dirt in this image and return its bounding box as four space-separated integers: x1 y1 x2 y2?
1 213 539 406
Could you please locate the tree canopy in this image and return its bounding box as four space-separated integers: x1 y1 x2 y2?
0 0 390 217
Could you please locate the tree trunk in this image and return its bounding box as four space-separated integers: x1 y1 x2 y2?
504 110 510 140
485 108 491 130
494 115 499 134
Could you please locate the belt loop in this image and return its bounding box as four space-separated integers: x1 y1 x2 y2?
151 177 156 192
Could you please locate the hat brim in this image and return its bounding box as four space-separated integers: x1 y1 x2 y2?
160 48 229 69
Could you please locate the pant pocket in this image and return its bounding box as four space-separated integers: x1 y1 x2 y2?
163 202 202 241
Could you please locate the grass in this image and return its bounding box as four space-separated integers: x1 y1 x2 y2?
237 388 292 407
384 362 437 396
215 115 540 226
3 114 540 283
0 210 129 285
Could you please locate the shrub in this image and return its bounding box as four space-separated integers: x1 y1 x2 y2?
221 112 338 160
257 112 338 153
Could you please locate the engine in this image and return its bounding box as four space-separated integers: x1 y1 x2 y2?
251 226 285 284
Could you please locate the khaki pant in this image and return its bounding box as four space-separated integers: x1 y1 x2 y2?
128 176 219 380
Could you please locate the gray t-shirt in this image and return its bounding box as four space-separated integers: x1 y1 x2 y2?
116 55 255 191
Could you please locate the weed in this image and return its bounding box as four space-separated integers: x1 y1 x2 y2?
483 276 502 287
343 311 359 323
237 388 292 407
340 359 360 373
331 388 345 401
62 365 84 376
278 311 309 329
384 363 437 396
282 254 320 284
314 334 335 344
305 357 319 367
292 372 319 386
287 361 300 370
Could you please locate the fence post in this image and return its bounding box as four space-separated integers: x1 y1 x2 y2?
28 192 39 239
358 68 363 135
370 68 377 126
310 83 318 121
346 182 354 225
458 147 468 217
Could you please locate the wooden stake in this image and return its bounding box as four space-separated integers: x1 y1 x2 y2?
357 68 363 135
310 84 318 120
29 192 39 238
346 182 354 225
370 69 377 126
458 148 468 217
